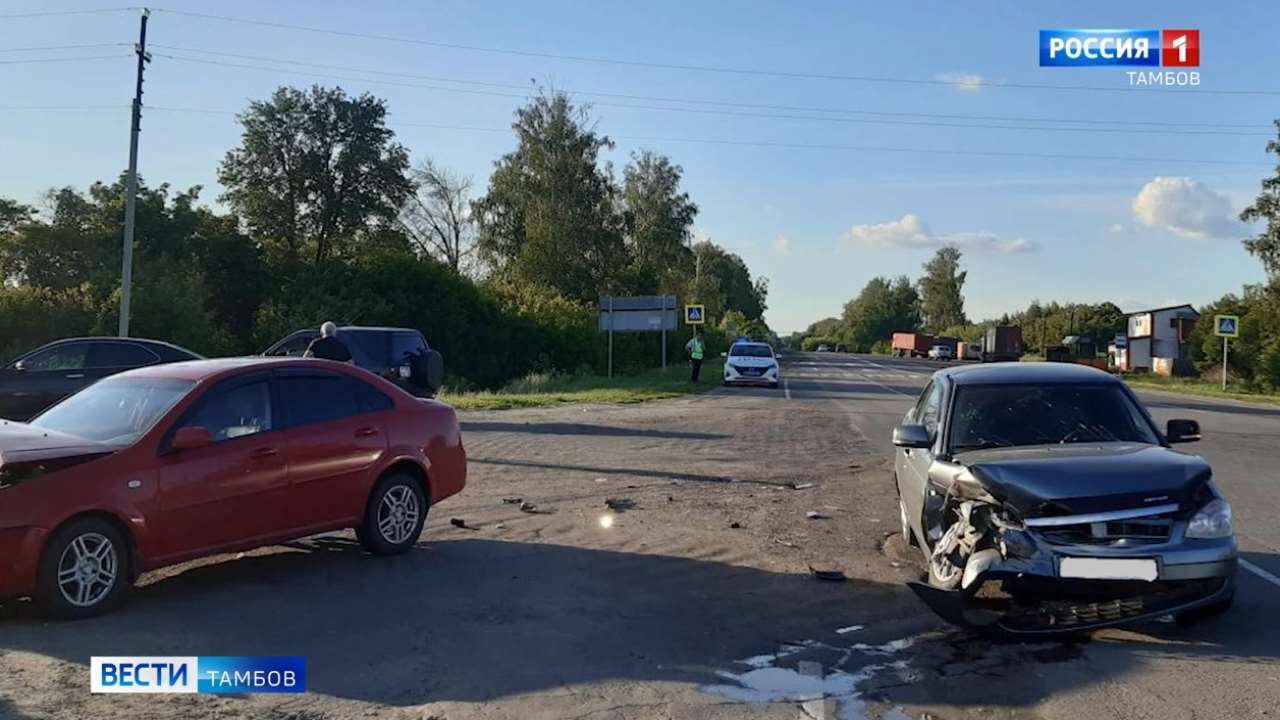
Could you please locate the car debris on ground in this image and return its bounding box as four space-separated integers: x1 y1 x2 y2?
604 498 635 512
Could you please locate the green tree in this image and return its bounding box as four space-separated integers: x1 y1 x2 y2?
472 91 627 301
841 275 921 351
917 246 967 331
691 241 767 320
621 151 698 293
0 178 267 351
219 85 413 265
1241 120 1280 278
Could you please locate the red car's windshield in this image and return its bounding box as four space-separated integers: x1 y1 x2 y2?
31 377 194 446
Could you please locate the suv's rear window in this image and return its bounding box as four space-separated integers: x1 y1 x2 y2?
341 331 386 367
390 331 428 360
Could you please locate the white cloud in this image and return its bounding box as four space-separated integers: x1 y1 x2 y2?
843 213 1035 254
1131 176 1242 240
773 234 791 256
935 72 985 92
1107 223 1126 234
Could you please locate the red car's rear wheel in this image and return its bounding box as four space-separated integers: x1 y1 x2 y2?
359 472 428 555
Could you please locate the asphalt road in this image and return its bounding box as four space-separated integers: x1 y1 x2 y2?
1 351 1277 720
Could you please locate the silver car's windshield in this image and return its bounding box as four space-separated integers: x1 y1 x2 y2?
31 377 194 446
949 383 1160 451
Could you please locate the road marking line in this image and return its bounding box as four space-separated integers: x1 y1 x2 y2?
784 379 791 400
1241 558 1280 589
859 372 912 397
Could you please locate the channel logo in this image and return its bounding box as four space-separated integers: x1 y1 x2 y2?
90 656 306 694
1040 29 1199 67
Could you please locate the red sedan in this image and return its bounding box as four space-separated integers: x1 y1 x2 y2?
0 358 466 618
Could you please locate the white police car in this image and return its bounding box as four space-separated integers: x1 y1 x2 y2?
722 342 780 388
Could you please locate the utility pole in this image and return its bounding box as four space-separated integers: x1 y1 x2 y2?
118 8 151 337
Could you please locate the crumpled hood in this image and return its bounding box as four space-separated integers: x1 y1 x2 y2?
956 443 1211 517
0 420 113 467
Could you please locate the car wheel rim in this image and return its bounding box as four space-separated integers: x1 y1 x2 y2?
929 522 964 585
57 532 118 607
377 485 420 545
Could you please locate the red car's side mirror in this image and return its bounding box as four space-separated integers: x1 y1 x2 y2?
171 426 213 451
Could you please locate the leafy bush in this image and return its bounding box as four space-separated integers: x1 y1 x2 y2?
0 284 98 362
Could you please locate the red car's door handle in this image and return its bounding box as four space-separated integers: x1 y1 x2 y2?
355 426 379 438
250 447 279 458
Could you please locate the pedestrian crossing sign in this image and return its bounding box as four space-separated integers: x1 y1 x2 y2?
1214 314 1239 338
684 304 705 325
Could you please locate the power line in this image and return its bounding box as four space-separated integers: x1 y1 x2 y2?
0 7 140 19
150 53 1274 138
149 44 1277 131
143 106 1270 167
0 42 130 53
0 54 132 65
150 7 1280 97
0 104 127 110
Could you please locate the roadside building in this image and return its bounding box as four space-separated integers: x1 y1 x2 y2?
1117 304 1199 375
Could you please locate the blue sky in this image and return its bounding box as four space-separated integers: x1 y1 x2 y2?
1 1 1276 333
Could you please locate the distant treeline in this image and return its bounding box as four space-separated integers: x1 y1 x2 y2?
0 88 771 388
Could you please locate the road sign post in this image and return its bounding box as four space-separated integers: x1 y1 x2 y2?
599 296 679 376
1214 314 1239 391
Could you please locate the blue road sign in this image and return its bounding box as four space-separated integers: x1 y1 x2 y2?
1214 314 1239 338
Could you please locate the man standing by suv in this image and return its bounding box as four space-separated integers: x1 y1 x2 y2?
304 321 353 363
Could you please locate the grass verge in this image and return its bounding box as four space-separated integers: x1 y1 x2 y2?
1122 374 1280 406
440 360 725 410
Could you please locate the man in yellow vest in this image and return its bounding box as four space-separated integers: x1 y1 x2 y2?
685 330 705 383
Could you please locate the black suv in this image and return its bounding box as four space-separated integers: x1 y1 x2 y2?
0 337 202 420
264 326 444 397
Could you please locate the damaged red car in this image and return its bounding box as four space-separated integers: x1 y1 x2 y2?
893 363 1236 636
0 358 466 618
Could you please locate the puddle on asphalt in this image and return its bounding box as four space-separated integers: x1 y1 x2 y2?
702 627 927 720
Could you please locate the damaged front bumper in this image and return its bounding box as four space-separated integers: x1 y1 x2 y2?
910 527 1237 636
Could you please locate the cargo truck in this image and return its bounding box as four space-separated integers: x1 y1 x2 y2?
981 325 1024 362
891 332 934 358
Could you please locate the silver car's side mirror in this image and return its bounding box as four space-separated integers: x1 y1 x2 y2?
892 424 932 449
1166 418 1201 443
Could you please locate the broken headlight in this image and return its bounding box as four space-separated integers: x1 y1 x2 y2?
1185 498 1233 539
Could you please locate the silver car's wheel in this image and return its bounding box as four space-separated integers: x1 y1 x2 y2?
377 484 421 545
57 532 119 608
928 522 965 589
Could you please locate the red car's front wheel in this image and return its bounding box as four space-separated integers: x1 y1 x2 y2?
37 517 132 619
